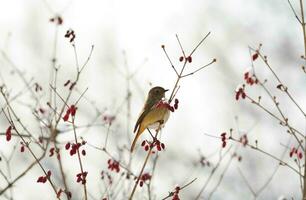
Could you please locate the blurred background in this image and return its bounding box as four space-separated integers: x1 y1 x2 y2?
0 0 305 199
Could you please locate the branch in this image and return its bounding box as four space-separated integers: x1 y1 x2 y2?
161 178 197 200
181 58 216 78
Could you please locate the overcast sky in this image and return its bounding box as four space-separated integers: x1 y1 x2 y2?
0 0 305 199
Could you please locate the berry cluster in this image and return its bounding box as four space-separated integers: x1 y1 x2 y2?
179 55 192 63
76 171 88 184
63 79 77 90
65 140 86 156
107 159 120 173
141 139 165 152
244 71 258 86
239 134 248 147
155 98 179 112
235 85 246 101
220 132 227 148
64 29 76 43
139 173 151 187
49 15 63 25
289 147 303 160
37 170 52 184
102 114 116 125
172 186 181 200
49 147 60 160
63 105 77 121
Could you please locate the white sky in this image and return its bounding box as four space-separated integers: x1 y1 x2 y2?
0 0 305 199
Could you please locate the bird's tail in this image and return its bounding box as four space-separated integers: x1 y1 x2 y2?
130 125 145 152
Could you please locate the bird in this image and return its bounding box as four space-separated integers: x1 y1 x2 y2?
131 86 170 152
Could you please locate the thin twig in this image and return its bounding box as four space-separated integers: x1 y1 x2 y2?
176 34 187 58
288 0 302 24
181 59 216 78
72 115 88 200
161 178 197 200
162 46 179 77
189 32 211 57
128 131 159 200
194 146 233 199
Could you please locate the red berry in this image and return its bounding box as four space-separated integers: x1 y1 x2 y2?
49 148 55 157
187 56 192 63
65 142 71 150
238 156 242 162
5 126 12 141
63 113 69 121
47 170 51 177
64 80 70 86
56 189 62 198
70 105 77 116
252 53 258 61
222 141 226 148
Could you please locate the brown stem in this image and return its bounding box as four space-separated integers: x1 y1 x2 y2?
72 116 88 200
54 143 71 200
161 178 197 200
299 0 306 198
300 0 306 58
128 146 153 200
129 130 160 200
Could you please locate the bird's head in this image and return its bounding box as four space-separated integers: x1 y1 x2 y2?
148 86 169 101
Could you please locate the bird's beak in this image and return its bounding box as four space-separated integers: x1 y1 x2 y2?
164 89 169 92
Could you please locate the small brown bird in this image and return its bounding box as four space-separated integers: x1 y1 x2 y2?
131 86 170 152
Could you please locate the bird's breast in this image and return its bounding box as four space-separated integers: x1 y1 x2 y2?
146 108 170 130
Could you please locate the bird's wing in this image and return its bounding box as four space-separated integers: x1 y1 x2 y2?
133 98 157 133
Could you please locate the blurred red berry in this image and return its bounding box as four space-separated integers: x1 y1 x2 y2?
222 141 226 148
20 145 25 152
70 105 77 116
252 53 258 61
187 56 192 63
107 159 120 173
64 80 71 86
49 147 55 157
65 142 71 150
5 126 12 141
56 189 62 198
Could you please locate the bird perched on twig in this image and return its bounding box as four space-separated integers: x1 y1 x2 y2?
131 86 170 152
